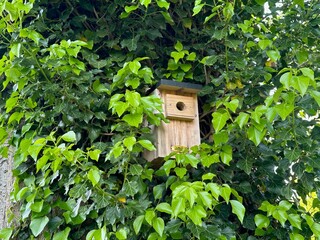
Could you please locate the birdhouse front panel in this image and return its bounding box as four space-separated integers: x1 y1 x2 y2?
143 80 202 162
165 94 195 121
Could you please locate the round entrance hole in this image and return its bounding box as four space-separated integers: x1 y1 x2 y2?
176 101 186 111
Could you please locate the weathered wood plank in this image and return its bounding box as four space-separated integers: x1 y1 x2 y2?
0 146 14 229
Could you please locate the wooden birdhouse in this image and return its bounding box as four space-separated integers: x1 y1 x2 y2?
144 79 202 162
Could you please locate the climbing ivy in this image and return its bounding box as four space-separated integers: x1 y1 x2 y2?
0 0 320 239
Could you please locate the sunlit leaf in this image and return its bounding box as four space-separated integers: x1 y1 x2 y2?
30 216 49 237
212 111 229 133
254 214 270 229
230 200 245 223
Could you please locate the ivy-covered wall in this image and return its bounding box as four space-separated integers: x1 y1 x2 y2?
0 0 320 239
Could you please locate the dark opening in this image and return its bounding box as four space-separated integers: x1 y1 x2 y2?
176 101 186 111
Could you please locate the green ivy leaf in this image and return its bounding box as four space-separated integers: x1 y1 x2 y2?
86 226 107 240
212 111 229 133
123 136 136 151
130 164 143 175
223 2 234 20
213 131 229 146
248 126 266 146
163 160 176 175
171 51 185 63
224 99 239 113
220 184 231 203
61 131 76 142
140 0 151 8
185 154 199 168
153 217 165 237
156 202 172 215
201 173 216 181
186 205 207 226
28 139 46 161
198 191 213 208
52 227 71 240
124 5 139 13
180 63 192 72
236 157 253 174
95 192 111 209
296 49 308 64
280 72 292 89
153 184 165 200
129 60 141 74
122 181 139 196
125 78 140 89
156 0 170 10
200 55 218 66
116 228 127 240
0 127 8 144
113 102 129 117
109 94 124 109
184 186 198 207
87 168 101 186
5 96 18 113
133 215 145 235
174 41 183 51
220 145 233 165
300 67 314 80
161 11 174 25
274 103 294 121
92 80 109 93
289 233 304 240
304 215 320 236
201 153 220 168
30 216 49 237
193 3 205 16
235 112 249 129
266 50 280 61
125 90 141 108
112 144 124 158
0 228 13 240
138 139 156 151
171 197 186 218
272 209 288 227
120 35 140 51
174 167 187 178
187 52 196 61
206 183 220 200
288 213 302 230
89 149 101 161
230 200 245 223
145 210 156 225
254 214 270 229
258 39 272 50
309 90 320 106
292 75 309 96
30 200 44 213
123 113 143 127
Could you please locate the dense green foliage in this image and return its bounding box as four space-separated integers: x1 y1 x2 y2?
0 0 320 239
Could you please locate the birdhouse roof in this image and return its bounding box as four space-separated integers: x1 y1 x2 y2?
156 79 202 93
